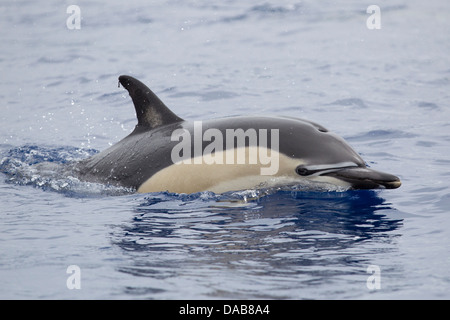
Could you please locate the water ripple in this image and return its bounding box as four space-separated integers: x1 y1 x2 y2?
109 189 402 298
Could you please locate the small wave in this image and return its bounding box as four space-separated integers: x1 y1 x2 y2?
327 98 368 109
0 145 133 197
249 3 302 16
416 101 440 110
346 129 417 142
34 54 95 65
203 3 303 26
138 180 351 208
169 90 238 101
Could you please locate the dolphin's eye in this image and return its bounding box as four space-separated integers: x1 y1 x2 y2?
295 166 312 176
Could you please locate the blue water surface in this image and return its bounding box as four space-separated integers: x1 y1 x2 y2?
1 0 449 299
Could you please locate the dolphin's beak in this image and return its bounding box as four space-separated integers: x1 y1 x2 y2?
321 167 402 189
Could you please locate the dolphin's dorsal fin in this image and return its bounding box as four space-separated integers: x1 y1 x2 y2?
118 75 183 130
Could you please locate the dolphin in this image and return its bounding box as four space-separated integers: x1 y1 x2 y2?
74 75 401 194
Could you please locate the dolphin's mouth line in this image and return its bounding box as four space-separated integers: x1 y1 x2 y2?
319 167 402 189
296 162 401 189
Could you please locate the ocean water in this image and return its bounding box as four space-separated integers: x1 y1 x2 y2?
1 0 449 299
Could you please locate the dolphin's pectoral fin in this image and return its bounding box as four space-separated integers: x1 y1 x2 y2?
118 75 183 130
